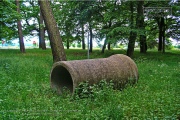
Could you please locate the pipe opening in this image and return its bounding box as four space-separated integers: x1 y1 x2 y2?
51 65 73 94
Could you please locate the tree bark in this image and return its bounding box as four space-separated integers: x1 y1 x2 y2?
162 17 165 53
137 1 147 53
127 31 137 57
89 25 93 53
16 0 25 53
158 18 163 52
81 24 85 50
101 39 107 53
127 2 137 58
162 29 165 53
140 35 147 53
39 9 46 50
157 17 162 51
67 39 69 49
101 21 111 53
39 0 66 62
157 17 165 52
108 42 111 50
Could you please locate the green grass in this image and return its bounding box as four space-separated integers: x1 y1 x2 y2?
0 49 179 119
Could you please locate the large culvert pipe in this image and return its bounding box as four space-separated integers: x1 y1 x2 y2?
50 54 138 94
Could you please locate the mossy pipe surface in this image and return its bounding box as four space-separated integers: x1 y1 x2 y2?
50 54 138 94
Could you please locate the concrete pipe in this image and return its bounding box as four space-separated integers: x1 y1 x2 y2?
50 54 138 94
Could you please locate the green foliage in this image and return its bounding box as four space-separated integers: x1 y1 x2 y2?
147 40 158 49
178 45 180 49
20 1 40 37
2 0 179 52
167 1 180 40
72 43 75 48
1 0 19 40
77 43 81 48
0 49 179 119
165 40 174 50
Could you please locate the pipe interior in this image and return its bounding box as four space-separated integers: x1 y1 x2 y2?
51 65 73 94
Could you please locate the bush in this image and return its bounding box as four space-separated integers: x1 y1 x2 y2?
72 43 76 48
73 80 114 99
178 45 180 49
147 40 158 49
77 43 81 48
166 45 174 50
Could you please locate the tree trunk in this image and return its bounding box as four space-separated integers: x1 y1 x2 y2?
81 25 85 50
140 35 147 53
89 25 93 53
157 17 165 52
127 31 137 57
101 21 111 53
162 17 165 53
67 39 69 49
162 30 165 53
101 39 107 53
127 2 137 58
108 42 111 50
16 0 25 53
157 17 162 52
39 0 66 62
39 9 46 50
158 25 163 51
137 1 147 53
38 33 41 48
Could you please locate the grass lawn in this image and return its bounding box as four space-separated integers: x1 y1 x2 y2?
0 49 179 119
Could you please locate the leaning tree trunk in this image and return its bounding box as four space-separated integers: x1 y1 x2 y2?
127 2 137 58
39 9 46 50
16 0 25 53
39 0 66 62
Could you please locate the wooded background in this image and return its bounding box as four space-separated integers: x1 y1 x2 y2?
1 0 180 59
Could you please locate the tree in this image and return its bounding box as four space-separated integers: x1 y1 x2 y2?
81 22 85 49
98 1 135 54
155 16 165 52
58 1 99 52
137 1 147 53
74 1 97 53
39 0 66 62
16 0 25 53
52 1 79 50
1 1 19 41
127 2 137 58
21 1 47 49
2 0 179 56
144 1 176 53
39 9 46 50
167 1 180 46
101 21 112 53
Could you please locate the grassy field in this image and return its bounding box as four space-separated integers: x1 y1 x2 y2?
0 49 179 119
